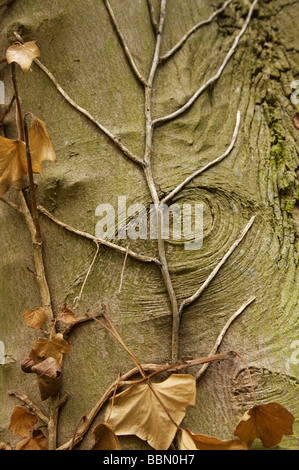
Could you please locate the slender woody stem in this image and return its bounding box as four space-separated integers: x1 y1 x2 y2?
142 0 180 362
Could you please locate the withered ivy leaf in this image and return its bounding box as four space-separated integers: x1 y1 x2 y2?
179 429 248 450
29 117 56 172
0 137 27 196
105 373 196 450
32 333 72 365
37 375 61 401
56 303 77 325
31 357 62 379
16 430 47 450
6 41 40 73
23 307 47 330
234 402 294 448
90 423 122 450
8 407 37 438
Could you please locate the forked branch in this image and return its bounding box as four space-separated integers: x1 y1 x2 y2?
160 0 233 62
161 109 241 204
179 216 256 315
13 32 145 168
103 0 148 86
153 0 259 126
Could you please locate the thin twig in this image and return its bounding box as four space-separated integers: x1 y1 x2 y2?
9 391 49 424
0 196 21 213
73 242 100 308
195 296 256 381
179 216 256 315
23 115 42 243
11 63 24 141
103 0 147 86
69 415 88 450
153 0 259 126
118 245 129 293
86 311 146 378
37 204 161 266
231 350 257 404
147 0 159 34
13 32 145 168
161 110 241 204
143 0 181 362
160 0 233 62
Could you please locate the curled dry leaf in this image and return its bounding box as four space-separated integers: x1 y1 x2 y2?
105 373 196 450
37 375 61 401
32 333 72 365
16 430 47 450
179 429 248 450
31 357 62 378
20 350 39 373
90 423 121 450
234 402 294 448
0 137 26 196
57 303 77 325
29 117 56 172
23 307 47 330
8 406 37 438
20 352 62 400
6 41 40 73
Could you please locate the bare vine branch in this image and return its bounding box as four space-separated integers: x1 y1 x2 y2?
153 0 259 126
195 295 256 381
37 204 161 266
161 109 241 204
73 242 100 308
147 0 159 34
179 216 256 315
103 0 148 86
13 32 145 168
160 0 233 62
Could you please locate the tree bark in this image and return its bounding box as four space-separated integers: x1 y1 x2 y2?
0 0 298 450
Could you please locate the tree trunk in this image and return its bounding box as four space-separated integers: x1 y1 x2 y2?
0 0 298 450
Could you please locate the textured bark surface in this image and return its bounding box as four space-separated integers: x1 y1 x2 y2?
0 0 298 450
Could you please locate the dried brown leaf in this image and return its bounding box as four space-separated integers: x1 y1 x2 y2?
16 430 47 450
29 117 56 173
20 354 36 373
37 375 61 401
32 357 62 378
57 303 77 325
0 137 27 196
179 429 248 450
32 333 71 365
23 307 47 330
90 423 121 450
6 41 40 73
8 407 37 438
105 373 196 450
234 402 294 448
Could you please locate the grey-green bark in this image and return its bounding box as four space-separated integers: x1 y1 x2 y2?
0 0 298 450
